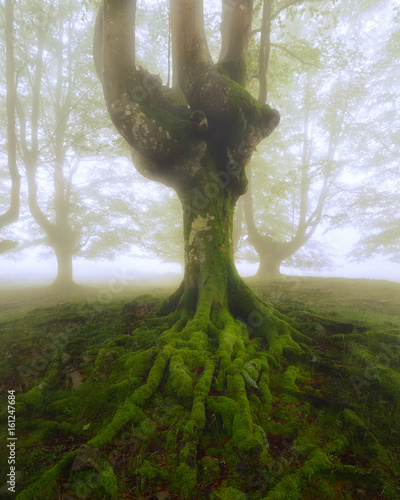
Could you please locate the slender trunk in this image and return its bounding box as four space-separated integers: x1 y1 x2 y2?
0 0 20 229
258 0 273 104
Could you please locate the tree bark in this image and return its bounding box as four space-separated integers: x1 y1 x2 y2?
53 242 74 288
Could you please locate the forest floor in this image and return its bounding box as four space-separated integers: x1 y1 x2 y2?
0 276 399 499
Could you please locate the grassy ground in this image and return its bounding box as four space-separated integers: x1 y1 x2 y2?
0 276 399 499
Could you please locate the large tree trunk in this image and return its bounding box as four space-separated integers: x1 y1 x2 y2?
91 1 303 495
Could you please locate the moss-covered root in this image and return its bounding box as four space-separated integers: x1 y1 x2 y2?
172 359 215 498
264 436 349 500
227 274 310 353
89 348 171 449
16 450 77 500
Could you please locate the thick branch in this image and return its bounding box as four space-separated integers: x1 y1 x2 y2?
218 0 254 85
170 0 212 80
95 0 206 179
26 164 57 238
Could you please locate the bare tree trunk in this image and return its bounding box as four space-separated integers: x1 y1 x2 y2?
258 0 273 104
0 0 20 239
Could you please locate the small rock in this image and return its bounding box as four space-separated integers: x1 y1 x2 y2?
71 444 101 472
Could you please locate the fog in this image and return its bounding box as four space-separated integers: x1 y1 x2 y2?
1 0 399 290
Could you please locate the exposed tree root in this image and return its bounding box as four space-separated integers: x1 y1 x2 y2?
2 285 399 500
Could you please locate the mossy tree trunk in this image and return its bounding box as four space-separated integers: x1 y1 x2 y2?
91 0 306 495
95 0 280 306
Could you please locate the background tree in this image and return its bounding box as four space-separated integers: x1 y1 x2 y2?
2 0 149 286
329 4 400 265
239 0 385 277
0 0 20 254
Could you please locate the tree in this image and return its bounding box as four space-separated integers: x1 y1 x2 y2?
329 4 400 265
0 0 20 253
92 0 308 489
94 0 282 322
241 0 336 277
8 0 142 287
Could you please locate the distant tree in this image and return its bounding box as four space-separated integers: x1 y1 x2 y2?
8 0 144 287
0 0 20 253
329 8 400 265
240 0 378 277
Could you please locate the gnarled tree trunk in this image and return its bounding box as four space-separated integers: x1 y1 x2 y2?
92 0 304 496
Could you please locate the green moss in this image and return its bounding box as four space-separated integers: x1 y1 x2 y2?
301 448 332 480
16 450 77 500
293 436 315 455
124 347 155 378
89 400 145 449
18 386 45 413
171 463 197 499
377 367 400 402
213 485 247 500
168 354 194 399
207 396 237 434
137 460 166 487
94 348 118 373
282 365 298 389
199 456 220 483
132 351 169 406
266 475 302 500
216 58 247 86
99 463 120 498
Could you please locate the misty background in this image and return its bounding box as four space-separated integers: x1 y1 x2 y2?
1 0 399 287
